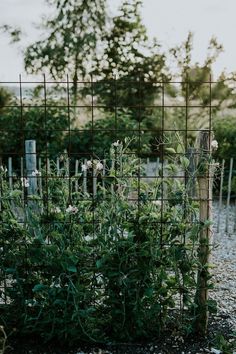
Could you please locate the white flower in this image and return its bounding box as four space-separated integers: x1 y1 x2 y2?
53 206 61 214
152 200 162 206
66 205 78 214
32 169 41 176
211 140 218 150
96 162 104 171
21 177 30 188
86 160 93 168
0 166 7 173
81 164 87 172
113 140 120 147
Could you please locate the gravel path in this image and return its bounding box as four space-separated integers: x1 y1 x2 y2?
211 202 236 330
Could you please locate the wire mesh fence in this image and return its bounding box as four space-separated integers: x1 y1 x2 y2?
0 76 215 342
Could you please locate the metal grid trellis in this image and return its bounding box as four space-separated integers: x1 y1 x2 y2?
0 76 215 338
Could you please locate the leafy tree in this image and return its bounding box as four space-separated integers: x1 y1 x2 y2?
166 33 236 133
92 0 169 117
24 0 107 102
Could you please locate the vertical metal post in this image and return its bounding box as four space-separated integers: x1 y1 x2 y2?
155 157 160 176
25 140 37 197
102 159 106 196
111 159 115 194
75 159 79 193
56 157 60 176
93 162 97 197
38 157 43 198
217 159 225 233
8 157 13 191
83 159 87 195
225 157 233 233
20 157 24 203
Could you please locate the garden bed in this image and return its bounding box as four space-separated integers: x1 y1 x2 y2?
7 314 236 353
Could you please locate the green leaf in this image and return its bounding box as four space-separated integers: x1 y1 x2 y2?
144 287 154 297
180 156 190 169
165 147 176 154
96 259 103 269
207 299 217 314
67 265 77 273
177 144 184 154
5 268 16 274
32 284 46 292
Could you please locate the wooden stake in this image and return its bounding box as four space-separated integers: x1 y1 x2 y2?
195 130 212 335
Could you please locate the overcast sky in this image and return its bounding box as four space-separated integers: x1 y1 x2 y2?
0 0 236 81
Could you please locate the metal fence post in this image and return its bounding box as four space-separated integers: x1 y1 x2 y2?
225 157 233 233
25 140 37 198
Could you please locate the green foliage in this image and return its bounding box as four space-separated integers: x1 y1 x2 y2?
0 141 205 344
213 116 236 196
0 91 69 158
213 116 236 165
67 109 162 158
93 0 169 117
211 332 236 354
24 0 107 98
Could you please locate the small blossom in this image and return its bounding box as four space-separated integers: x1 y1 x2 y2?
21 177 30 188
0 166 7 173
52 206 61 214
66 205 78 214
113 140 120 147
81 164 87 172
59 154 65 162
211 140 218 150
86 160 93 168
152 200 162 206
32 169 41 176
96 162 104 171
